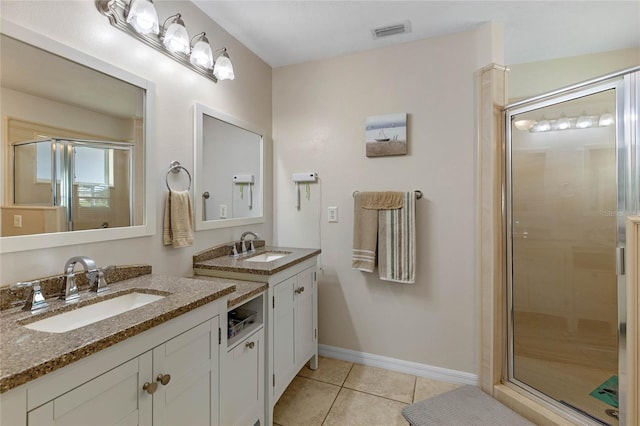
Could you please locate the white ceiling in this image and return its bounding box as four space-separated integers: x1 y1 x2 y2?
192 0 640 68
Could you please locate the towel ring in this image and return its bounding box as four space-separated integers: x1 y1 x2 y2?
352 190 422 199
166 161 192 191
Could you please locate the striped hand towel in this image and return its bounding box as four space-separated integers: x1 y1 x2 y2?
378 191 415 283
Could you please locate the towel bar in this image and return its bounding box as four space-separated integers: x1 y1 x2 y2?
166 160 192 191
352 190 422 199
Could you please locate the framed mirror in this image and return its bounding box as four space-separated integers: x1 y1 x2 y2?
194 103 264 230
0 21 155 253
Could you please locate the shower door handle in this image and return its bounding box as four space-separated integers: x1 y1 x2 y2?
616 247 625 276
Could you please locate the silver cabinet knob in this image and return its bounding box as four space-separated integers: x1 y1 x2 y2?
295 286 305 294
245 341 255 349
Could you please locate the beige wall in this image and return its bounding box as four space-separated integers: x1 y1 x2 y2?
0 0 272 283
272 24 502 373
509 47 640 101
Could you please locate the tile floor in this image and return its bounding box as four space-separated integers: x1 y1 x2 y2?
273 356 460 426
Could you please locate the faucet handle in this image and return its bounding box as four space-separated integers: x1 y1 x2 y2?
90 265 113 294
10 280 49 312
249 239 256 252
228 243 239 257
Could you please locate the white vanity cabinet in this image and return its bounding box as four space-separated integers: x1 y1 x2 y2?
1 300 223 426
221 295 265 426
270 265 317 402
193 252 319 426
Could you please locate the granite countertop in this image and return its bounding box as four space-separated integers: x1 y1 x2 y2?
0 274 236 394
193 245 321 276
190 276 268 309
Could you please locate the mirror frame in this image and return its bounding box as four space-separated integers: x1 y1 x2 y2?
0 20 156 253
193 103 264 230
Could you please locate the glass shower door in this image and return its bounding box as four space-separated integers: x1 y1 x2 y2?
508 86 620 425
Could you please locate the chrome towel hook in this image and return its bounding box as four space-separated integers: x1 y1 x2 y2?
166 161 192 191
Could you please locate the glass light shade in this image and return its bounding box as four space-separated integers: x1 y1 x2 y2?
556 116 571 130
514 119 536 131
190 39 214 69
576 115 593 129
163 21 190 54
535 119 551 132
213 53 235 80
599 113 614 126
126 0 159 35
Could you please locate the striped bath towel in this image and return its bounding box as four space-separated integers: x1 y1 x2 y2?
378 191 415 284
351 192 379 272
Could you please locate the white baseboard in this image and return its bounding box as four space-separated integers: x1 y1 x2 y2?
318 344 478 386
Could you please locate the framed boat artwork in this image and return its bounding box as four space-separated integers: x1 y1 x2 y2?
365 112 407 157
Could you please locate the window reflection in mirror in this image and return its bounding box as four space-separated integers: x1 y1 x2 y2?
194 104 264 230
0 25 154 253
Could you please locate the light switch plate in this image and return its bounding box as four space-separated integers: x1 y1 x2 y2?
13 215 22 228
328 206 338 223
219 204 228 219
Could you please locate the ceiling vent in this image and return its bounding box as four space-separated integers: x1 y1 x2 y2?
371 20 411 39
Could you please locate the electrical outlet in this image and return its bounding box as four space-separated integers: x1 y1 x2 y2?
13 215 22 228
328 206 338 223
219 204 228 219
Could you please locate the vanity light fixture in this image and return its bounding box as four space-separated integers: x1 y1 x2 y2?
520 113 616 133
96 0 234 83
190 33 214 69
556 115 571 130
599 113 614 126
535 119 551 132
161 14 190 54
213 48 235 81
126 0 159 35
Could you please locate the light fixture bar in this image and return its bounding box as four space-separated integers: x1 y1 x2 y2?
96 0 218 82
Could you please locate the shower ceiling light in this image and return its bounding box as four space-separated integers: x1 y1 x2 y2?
96 0 234 83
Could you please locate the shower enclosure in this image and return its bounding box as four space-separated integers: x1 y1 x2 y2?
505 68 639 425
12 138 134 232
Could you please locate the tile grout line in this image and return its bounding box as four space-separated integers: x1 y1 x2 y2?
321 362 355 425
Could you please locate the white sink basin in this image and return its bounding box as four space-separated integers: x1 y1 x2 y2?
24 292 165 333
244 252 290 263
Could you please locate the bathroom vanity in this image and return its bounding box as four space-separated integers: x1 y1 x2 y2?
193 243 321 426
0 271 235 426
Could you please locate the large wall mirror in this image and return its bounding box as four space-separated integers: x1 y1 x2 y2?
0 21 155 253
194 103 264 230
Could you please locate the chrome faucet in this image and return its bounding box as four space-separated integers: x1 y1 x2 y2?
10 280 49 312
61 256 99 302
89 265 113 294
240 231 259 254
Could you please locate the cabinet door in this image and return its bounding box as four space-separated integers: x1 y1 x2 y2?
221 329 264 426
272 276 296 397
295 267 316 363
27 355 152 426
152 318 219 426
